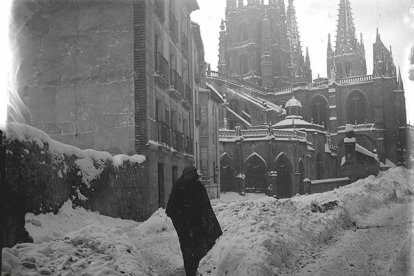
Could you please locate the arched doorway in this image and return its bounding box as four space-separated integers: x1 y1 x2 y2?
243 153 268 192
220 154 235 192
311 95 329 128
275 153 293 198
346 90 367 124
299 159 305 194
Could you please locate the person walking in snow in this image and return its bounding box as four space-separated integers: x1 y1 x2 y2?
166 166 222 276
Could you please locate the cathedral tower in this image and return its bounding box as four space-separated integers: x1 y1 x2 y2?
286 0 312 83
327 0 366 79
373 29 396 77
219 0 293 88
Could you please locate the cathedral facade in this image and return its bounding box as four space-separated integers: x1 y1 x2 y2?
208 0 408 197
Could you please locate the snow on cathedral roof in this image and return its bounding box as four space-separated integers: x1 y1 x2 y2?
285 96 302 108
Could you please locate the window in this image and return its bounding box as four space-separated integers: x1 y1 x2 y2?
155 99 161 122
201 147 208 175
238 23 248 43
311 96 328 128
171 110 177 130
239 53 249 75
155 0 165 22
346 91 367 124
164 105 170 126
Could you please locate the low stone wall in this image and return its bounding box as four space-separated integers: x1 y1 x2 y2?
205 184 220 199
310 177 351 194
3 130 148 247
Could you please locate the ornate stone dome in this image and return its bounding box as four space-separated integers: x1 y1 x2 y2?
285 96 302 108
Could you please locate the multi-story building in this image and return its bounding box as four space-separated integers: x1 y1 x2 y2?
12 0 203 213
208 0 408 196
192 22 224 198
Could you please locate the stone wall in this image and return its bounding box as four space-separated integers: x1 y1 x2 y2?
11 0 135 154
310 177 351 194
3 137 149 248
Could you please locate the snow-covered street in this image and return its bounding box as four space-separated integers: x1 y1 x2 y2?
281 197 414 275
2 167 414 276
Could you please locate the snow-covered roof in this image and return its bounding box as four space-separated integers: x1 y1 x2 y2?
380 159 396 168
355 143 379 161
345 124 355 132
227 88 282 113
206 82 225 103
344 137 356 143
285 96 302 108
273 115 312 127
227 107 252 128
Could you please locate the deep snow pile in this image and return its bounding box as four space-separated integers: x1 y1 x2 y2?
25 201 140 244
2 167 413 276
2 201 152 276
198 167 414 275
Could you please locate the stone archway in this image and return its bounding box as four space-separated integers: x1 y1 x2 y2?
310 95 329 128
220 153 235 192
243 153 268 192
275 153 293 198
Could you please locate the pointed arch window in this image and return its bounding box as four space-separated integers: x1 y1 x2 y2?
311 95 328 128
239 53 249 75
346 90 367 124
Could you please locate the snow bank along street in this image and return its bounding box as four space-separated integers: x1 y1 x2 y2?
2 167 413 275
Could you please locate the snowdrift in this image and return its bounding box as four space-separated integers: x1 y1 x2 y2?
198 167 414 275
2 167 413 275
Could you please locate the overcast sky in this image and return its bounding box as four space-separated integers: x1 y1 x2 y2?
191 0 414 123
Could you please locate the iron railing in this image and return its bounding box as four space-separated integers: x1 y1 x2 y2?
158 121 171 146
170 69 184 98
155 52 169 84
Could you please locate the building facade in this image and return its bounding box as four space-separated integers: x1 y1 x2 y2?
209 0 408 197
11 0 217 214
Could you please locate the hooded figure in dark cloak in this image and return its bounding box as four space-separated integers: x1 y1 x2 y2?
166 166 222 276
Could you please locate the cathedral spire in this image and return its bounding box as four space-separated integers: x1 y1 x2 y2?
335 0 358 54
398 67 404 90
327 33 333 54
287 0 305 80
218 19 227 73
261 11 272 88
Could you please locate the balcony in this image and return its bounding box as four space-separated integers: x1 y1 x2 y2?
195 104 201 125
181 34 189 58
172 129 184 152
169 69 184 100
181 83 192 110
185 136 194 154
157 121 171 146
170 14 178 44
154 52 169 88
